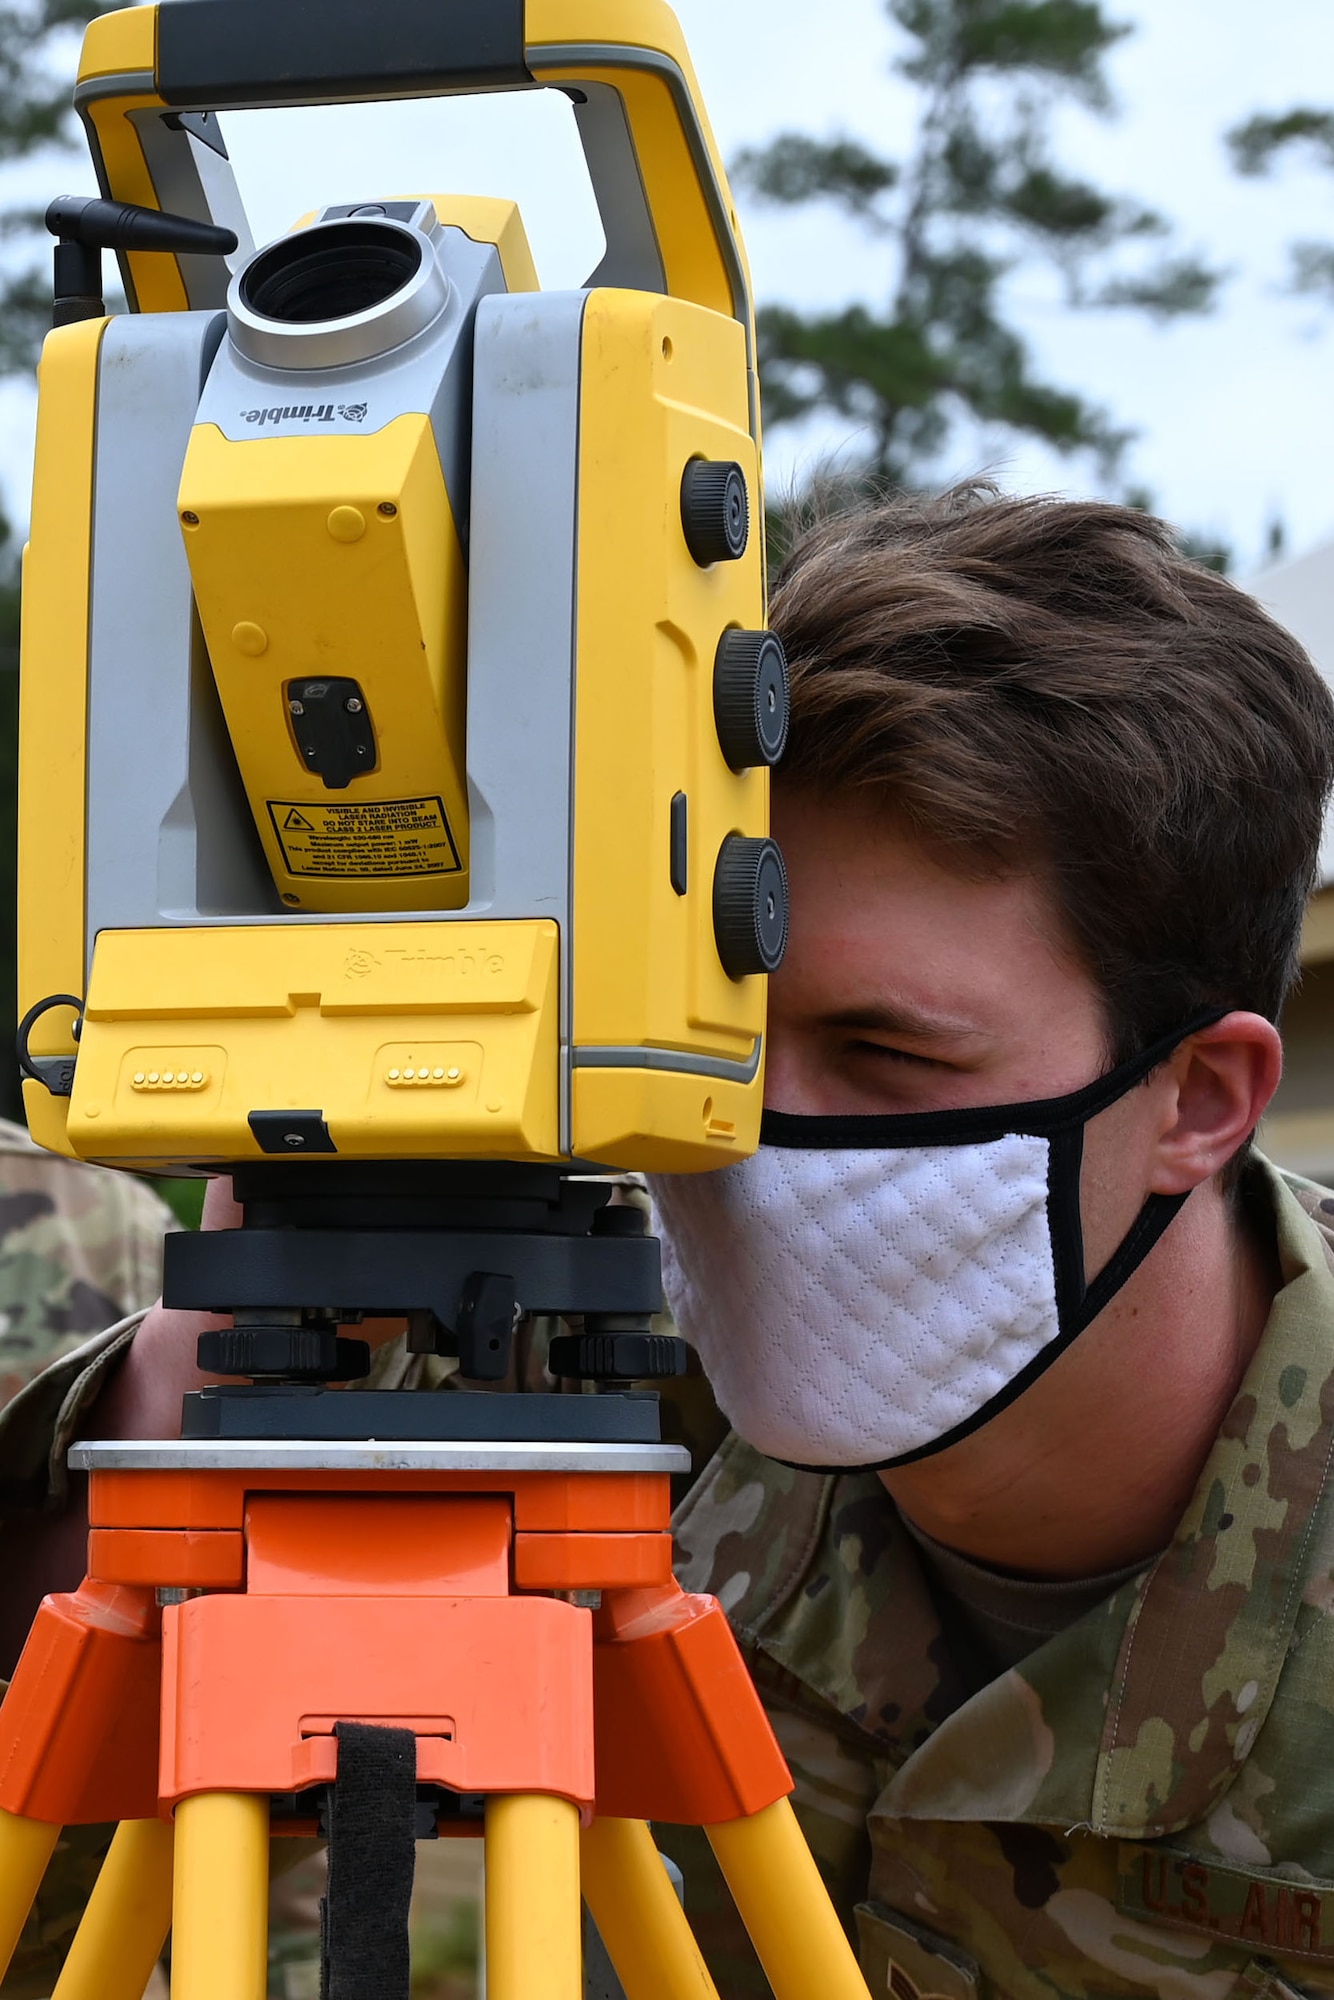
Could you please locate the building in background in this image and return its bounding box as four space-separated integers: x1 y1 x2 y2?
1250 545 1334 1184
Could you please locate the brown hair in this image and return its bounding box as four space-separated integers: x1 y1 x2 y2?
770 484 1334 1064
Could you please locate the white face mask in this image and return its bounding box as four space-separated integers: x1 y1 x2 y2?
648 1019 1218 1470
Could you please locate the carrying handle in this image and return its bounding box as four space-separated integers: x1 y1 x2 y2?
74 0 753 359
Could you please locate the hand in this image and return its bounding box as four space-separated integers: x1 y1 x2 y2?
91 1177 407 1443
0 1181 409 1674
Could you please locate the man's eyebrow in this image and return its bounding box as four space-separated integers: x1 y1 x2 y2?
810 1002 988 1042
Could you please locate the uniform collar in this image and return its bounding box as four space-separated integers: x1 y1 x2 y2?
673 1156 1334 1838
1084 1159 1334 1836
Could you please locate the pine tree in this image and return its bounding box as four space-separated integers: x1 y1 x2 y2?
735 0 1219 493
1227 108 1334 303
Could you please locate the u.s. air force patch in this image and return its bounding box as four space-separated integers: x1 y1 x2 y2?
1118 1845 1334 1961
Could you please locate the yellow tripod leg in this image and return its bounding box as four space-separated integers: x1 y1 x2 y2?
171 1794 268 2000
486 1793 583 2000
707 1798 873 2000
52 1817 174 2000
0 1807 60 1977
581 1816 719 2000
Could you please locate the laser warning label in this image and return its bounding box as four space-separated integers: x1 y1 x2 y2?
268 797 462 878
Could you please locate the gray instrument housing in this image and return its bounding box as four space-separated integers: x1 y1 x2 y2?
82 206 588 1136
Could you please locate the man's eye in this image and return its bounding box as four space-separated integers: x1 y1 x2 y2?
849 1041 944 1069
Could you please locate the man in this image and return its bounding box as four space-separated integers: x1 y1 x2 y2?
10 485 1334 2000
0 1123 173 2000
0 1119 175 1663
647 486 1334 1999
0 1118 170 1414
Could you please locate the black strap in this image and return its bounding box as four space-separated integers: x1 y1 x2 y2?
1073 1188 1192 1333
320 1721 417 2000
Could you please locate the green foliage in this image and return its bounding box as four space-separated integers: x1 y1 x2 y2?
1228 108 1334 179
1176 530 1232 577
1289 241 1334 303
1123 483 1232 576
767 474 1235 580
899 0 1128 99
151 1178 207 1229
0 3 88 159
1226 107 1334 305
409 1893 479 1996
0 1 117 384
734 0 1219 486
0 266 55 378
1087 256 1219 318
734 136 898 221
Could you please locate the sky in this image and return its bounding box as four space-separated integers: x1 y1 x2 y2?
5 0 1334 571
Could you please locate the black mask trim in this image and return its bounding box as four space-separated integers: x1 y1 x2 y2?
757 1008 1228 1475
759 1010 1227 1151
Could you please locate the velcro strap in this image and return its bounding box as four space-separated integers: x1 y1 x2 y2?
320 1720 417 2000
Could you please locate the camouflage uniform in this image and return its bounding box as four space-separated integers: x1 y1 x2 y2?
14 1155 1334 2000
0 1123 174 1999
0 1119 174 1508
661 1157 1334 2000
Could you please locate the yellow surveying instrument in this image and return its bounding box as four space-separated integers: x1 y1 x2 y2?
0 3 873 1996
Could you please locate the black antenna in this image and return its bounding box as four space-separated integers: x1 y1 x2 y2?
44 196 239 327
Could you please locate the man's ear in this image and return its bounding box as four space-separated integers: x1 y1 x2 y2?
1148 1013 1283 1195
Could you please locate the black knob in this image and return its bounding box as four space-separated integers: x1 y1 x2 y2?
548 1324 688 1382
713 836 789 978
681 460 749 566
197 1326 370 1381
714 630 791 770
591 1203 648 1237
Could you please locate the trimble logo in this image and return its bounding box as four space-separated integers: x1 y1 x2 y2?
242 402 369 427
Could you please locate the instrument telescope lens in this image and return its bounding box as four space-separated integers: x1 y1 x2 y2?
241 220 423 326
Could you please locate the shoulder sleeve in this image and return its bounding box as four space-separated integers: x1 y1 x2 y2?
672 1430 831 1638
60 1170 179 1328
0 1150 174 1417
0 1310 147 1512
